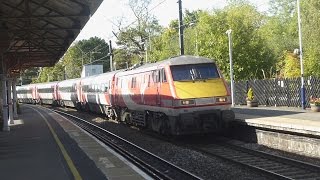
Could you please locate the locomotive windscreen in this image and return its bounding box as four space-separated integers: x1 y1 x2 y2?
170 63 220 81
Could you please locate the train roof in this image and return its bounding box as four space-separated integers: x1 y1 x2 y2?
117 55 216 76
136 55 215 69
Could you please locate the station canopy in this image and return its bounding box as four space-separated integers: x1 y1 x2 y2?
0 0 103 74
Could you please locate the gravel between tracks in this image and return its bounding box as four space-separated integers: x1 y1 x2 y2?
54 107 273 180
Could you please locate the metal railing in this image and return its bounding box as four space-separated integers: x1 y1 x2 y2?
233 76 320 107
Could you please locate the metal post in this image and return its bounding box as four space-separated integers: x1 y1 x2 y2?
297 0 305 109
226 29 234 107
2 76 9 131
1 56 9 131
12 77 18 119
7 78 14 124
178 0 184 55
75 46 84 67
195 29 198 56
145 40 148 63
109 40 113 72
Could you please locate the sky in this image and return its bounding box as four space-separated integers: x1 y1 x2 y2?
75 0 270 42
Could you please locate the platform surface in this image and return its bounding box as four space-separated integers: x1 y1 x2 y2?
233 105 320 135
0 104 148 180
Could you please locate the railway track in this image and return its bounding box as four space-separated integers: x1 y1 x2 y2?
52 108 202 180
191 139 320 180
49 107 320 179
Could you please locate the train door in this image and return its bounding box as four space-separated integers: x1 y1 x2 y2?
53 84 58 103
76 81 82 103
156 69 161 106
114 77 120 105
32 85 37 102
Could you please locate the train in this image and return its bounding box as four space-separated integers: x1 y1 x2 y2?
17 55 235 135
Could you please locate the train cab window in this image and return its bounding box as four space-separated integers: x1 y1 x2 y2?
160 68 167 82
170 63 220 81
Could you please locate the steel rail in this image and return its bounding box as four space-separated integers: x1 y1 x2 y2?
52 109 202 180
191 140 320 180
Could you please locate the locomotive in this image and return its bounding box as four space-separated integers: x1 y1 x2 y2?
17 55 234 135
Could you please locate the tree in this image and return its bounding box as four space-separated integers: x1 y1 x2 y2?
21 67 39 84
283 51 300 78
300 0 320 77
259 0 298 77
194 4 275 80
34 37 110 82
113 0 162 64
63 37 110 79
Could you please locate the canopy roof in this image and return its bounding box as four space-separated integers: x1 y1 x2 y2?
0 0 103 74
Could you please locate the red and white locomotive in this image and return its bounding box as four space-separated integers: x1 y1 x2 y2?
17 55 234 135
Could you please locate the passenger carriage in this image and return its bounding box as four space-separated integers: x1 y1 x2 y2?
57 78 80 108
36 81 59 105
16 84 35 104
80 71 117 116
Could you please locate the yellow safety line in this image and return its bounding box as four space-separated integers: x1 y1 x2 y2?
30 106 82 180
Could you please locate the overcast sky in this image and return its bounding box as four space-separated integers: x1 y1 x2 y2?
75 0 270 42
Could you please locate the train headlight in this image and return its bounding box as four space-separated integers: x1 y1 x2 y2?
216 97 227 103
181 99 195 105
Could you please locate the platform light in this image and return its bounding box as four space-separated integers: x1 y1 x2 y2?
226 29 234 107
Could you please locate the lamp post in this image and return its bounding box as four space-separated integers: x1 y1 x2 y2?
178 0 184 55
226 29 234 107
297 0 306 109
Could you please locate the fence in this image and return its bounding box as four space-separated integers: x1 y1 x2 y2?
233 76 320 108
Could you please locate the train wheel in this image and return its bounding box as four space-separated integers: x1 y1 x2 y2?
84 103 90 112
146 111 154 130
159 116 171 136
75 102 81 110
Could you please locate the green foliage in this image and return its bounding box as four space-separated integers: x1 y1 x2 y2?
20 67 39 85
283 52 300 78
246 88 254 101
196 4 275 80
34 37 109 82
113 0 162 65
310 96 320 106
300 0 320 77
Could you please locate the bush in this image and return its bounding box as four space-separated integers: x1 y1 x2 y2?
246 88 254 101
310 96 320 106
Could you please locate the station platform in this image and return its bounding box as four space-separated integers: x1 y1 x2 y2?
0 104 148 180
232 105 320 136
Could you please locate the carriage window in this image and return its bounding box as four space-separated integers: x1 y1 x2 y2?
148 75 151 87
131 77 137 88
170 63 220 81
